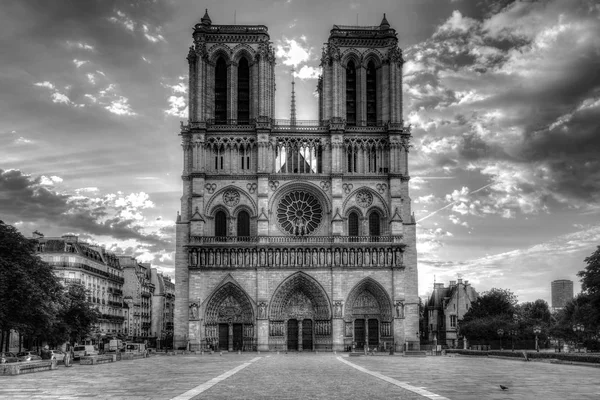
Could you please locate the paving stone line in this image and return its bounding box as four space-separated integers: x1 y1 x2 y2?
170 357 261 400
337 356 451 400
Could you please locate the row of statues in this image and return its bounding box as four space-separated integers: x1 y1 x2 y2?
189 247 403 268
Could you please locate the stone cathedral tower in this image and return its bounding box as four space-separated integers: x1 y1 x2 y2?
174 11 418 353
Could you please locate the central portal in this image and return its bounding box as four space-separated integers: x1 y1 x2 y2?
287 319 298 350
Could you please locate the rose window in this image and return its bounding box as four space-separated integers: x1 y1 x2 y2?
277 191 323 236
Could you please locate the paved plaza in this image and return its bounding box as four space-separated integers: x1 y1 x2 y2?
1 353 599 399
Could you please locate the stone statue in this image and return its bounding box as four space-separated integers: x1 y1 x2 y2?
334 249 340 266
275 250 280 266
258 302 267 319
252 250 258 265
387 249 393 266
395 301 404 318
312 249 318 266
189 303 199 320
267 250 273 266
334 301 343 318
282 250 288 265
244 250 250 266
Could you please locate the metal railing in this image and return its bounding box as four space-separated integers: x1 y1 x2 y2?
190 235 399 244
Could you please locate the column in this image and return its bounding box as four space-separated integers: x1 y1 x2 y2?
298 320 303 352
228 322 234 352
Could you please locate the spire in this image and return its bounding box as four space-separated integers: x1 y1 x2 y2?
380 13 390 29
201 9 212 25
290 67 297 126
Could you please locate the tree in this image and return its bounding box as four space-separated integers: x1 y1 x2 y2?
577 245 600 327
459 288 518 341
0 221 63 350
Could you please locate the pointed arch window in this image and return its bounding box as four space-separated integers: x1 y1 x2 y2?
369 211 380 241
214 57 228 123
366 61 377 126
215 210 227 238
237 210 250 237
348 212 359 241
346 60 357 125
237 57 250 124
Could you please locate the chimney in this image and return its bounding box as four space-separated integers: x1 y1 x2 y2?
449 281 456 287
434 283 444 289
457 278 463 285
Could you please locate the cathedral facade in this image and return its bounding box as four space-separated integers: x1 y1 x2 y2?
174 11 418 352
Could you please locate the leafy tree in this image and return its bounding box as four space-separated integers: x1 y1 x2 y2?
0 221 63 350
459 288 518 341
577 245 600 327
42 283 101 346
515 299 552 341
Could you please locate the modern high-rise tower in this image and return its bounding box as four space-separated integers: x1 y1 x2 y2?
174 10 418 352
551 279 574 309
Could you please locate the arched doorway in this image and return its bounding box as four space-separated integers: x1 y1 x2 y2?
344 278 393 351
204 282 254 351
269 272 332 351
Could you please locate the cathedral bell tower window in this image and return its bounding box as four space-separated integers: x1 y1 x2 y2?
237 57 250 124
237 211 250 237
215 211 227 238
366 61 377 126
368 211 381 240
214 57 228 123
348 212 359 241
346 61 357 126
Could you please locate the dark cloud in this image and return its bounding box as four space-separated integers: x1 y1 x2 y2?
0 169 172 250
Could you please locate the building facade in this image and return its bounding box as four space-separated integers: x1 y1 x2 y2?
551 279 573 310
35 234 127 339
119 257 155 339
174 11 417 352
423 279 478 348
151 268 176 347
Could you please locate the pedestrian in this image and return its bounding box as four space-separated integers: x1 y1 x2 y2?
41 345 51 360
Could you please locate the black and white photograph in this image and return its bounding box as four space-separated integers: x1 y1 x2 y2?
1 0 599 398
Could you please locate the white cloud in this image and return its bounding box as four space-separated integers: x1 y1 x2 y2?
39 175 63 186
142 56 151 64
66 41 95 51
73 59 89 68
87 73 96 85
15 137 33 145
294 65 320 80
105 96 136 116
51 92 72 105
165 95 188 118
276 38 311 67
34 81 55 90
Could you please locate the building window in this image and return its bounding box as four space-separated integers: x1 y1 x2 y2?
237 57 250 123
237 211 250 237
366 61 377 125
348 212 359 238
214 57 228 123
215 211 227 237
346 60 357 125
450 315 457 328
369 211 380 237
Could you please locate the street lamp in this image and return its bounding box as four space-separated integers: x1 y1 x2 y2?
533 326 541 352
509 329 517 352
497 328 504 350
572 323 584 353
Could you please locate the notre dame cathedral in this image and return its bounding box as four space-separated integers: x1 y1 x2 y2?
174 10 418 353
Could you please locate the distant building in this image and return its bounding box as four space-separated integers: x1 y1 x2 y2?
35 234 127 341
423 279 478 348
119 257 155 339
551 280 573 309
151 268 175 348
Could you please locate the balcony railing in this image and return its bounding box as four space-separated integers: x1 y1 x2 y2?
190 235 399 244
183 118 392 132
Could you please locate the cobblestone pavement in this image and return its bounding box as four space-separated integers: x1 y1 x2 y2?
0 353 599 399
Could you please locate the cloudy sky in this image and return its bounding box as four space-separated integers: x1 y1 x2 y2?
1 0 599 304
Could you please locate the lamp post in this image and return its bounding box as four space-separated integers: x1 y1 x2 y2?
497 328 504 350
572 323 584 353
533 326 541 352
509 329 517 352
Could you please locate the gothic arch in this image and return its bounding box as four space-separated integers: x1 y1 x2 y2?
362 50 384 68
232 44 255 65
204 281 255 324
208 44 232 64
268 181 332 215
205 185 258 217
232 204 255 218
269 272 331 321
342 186 389 217
344 277 393 322
344 205 364 219
340 48 361 68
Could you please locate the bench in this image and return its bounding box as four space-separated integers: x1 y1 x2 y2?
80 355 116 365
1 360 57 375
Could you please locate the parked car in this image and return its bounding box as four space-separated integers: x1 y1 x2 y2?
48 350 65 361
72 345 98 359
16 351 42 362
1 351 19 363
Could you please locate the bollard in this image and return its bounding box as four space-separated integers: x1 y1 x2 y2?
238 350 241 355
220 351 223 356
